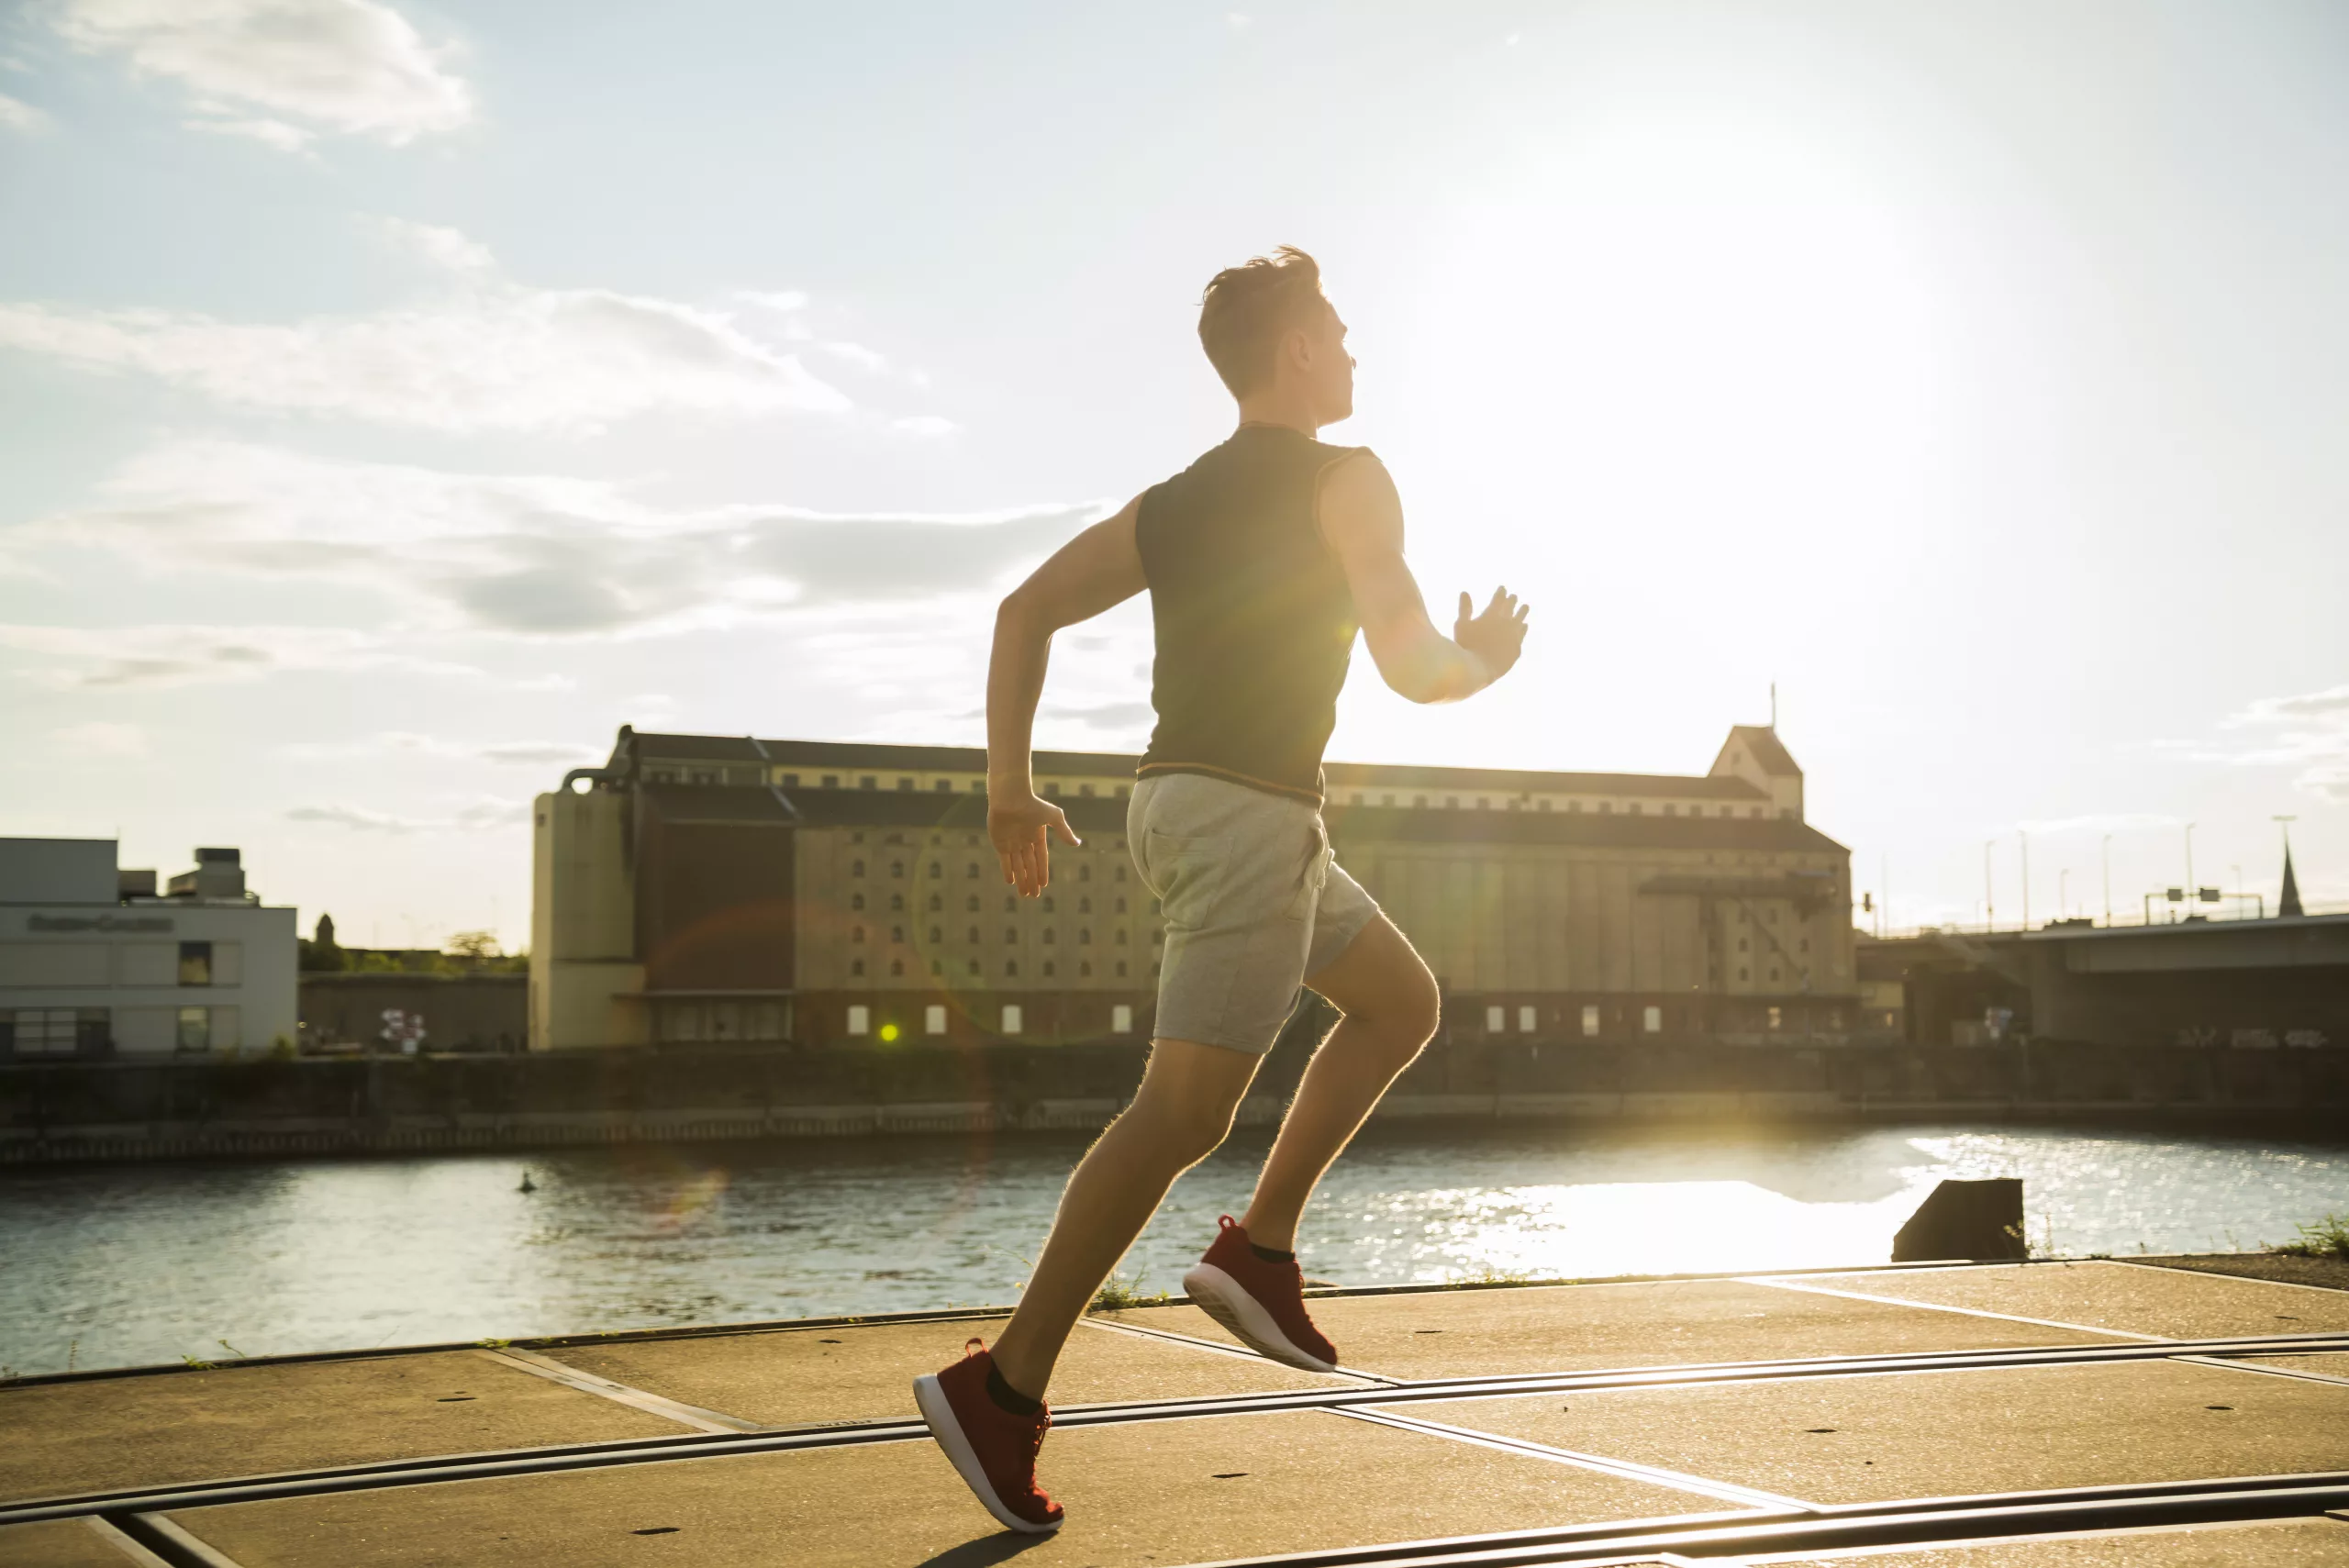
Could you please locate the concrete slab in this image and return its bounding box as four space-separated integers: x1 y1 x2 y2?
162 1408 1741 1568
1105 1279 2120 1381
1748 1515 2349 1564
0 1518 166 1568
1391 1358 2349 1507
1772 1262 2349 1340
0 1352 693 1505
544 1315 1353 1429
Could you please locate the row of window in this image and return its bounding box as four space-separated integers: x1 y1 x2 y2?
841 1002 1138 1038
644 762 1796 824
0 940 241 990
0 1005 229 1054
848 956 1154 980
848 892 1139 914
1478 1002 1815 1035
852 925 1148 947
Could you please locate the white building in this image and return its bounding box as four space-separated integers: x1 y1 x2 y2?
0 839 297 1058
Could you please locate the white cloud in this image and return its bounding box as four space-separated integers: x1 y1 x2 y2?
2200 683 2349 804
0 621 477 688
0 92 50 133
282 730 597 766
0 226 852 434
735 290 810 314
11 440 1104 639
365 215 493 272
195 115 312 151
50 720 148 757
286 795 524 834
52 0 472 148
892 414 960 437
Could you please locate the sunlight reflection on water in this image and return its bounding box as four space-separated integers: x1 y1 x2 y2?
2 1120 2341 1375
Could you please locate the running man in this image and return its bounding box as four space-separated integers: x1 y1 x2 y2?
915 246 1530 1532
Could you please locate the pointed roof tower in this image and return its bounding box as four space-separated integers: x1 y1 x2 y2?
2279 842 2304 918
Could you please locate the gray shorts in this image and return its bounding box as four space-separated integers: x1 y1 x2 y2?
1129 771 1383 1055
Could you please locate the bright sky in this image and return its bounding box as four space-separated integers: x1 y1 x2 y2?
1 0 2343 952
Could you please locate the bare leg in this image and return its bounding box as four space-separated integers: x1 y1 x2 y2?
1241 916 1440 1252
989 1039 1261 1399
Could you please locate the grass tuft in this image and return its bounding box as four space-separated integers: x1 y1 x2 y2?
1088 1273 1168 1312
2270 1213 2349 1262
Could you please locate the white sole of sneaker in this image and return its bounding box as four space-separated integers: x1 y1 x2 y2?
1181 1262 1339 1373
911 1373 1063 1535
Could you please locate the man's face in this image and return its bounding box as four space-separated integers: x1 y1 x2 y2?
1307 300 1355 424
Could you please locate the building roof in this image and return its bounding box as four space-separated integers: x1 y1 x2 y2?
1718 725 1802 777
1326 763 1761 799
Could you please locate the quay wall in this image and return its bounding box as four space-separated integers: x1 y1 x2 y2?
2 1035 2343 1164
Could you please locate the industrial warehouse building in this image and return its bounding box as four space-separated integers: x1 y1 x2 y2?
0 839 297 1058
531 726 1858 1051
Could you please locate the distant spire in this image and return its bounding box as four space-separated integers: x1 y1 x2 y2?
2279 844 2304 918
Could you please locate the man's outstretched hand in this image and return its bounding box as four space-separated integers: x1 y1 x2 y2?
1455 586 1531 686
990 789 1082 897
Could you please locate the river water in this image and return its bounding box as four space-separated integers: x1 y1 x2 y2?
3 1121 2343 1377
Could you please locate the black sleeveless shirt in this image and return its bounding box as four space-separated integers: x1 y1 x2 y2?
1134 424 1365 806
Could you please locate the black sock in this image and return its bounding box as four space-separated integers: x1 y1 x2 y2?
985 1362 1042 1417
1250 1242 1297 1264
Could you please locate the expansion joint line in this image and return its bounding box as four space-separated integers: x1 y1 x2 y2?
1324 1405 1811 1513
473 1347 766 1433
1077 1315 1398 1385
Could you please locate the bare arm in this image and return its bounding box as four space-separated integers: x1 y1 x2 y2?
1318 453 1528 704
986 496 1148 895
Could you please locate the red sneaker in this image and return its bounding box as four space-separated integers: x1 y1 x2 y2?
913 1339 1063 1534
1182 1215 1339 1373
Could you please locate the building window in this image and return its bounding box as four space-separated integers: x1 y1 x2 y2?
1737 938 1747 951
1580 1005 1600 1038
1518 1006 1536 1033
1444 796 1459 809
1116 961 1128 978
177 941 213 986
1598 802 1611 814
1663 804 1676 816
1078 896 1091 913
897 776 915 790
967 862 980 878
890 926 905 944
1643 1006 1663 1034
967 895 980 913
1769 968 1781 983
1001 1004 1023 1033
1003 927 1017 943
934 779 952 793
851 894 866 912
1537 799 1551 811
929 862 941 878
1114 866 1127 882
1042 929 1056 944
891 862 905 878
1115 897 1128 914
852 860 866 878
1078 928 1091 945
847 1005 870 1035
1041 895 1055 913
1042 782 1061 796
1042 961 1056 977
1078 961 1092 976
1767 1006 1784 1030
1630 803 1642 815
929 926 942 943
967 959 981 975
1004 895 1017 912
929 894 942 912
1413 795 1428 807
176 1006 210 1051
1485 1005 1506 1033
1739 967 1749 981
1475 797 1490 809
1751 807 1764 818
1150 930 1162 946
1112 1004 1133 1034
967 927 980 944
851 959 865 977
1005 960 1019 977
1080 783 1096 796
926 1005 948 1035
889 959 905 976
851 926 865 943
860 775 877 790
1382 794 1396 806
1115 929 1128 945
1567 800 1581 812
1078 866 1092 883
930 959 942 976
1798 939 1809 953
